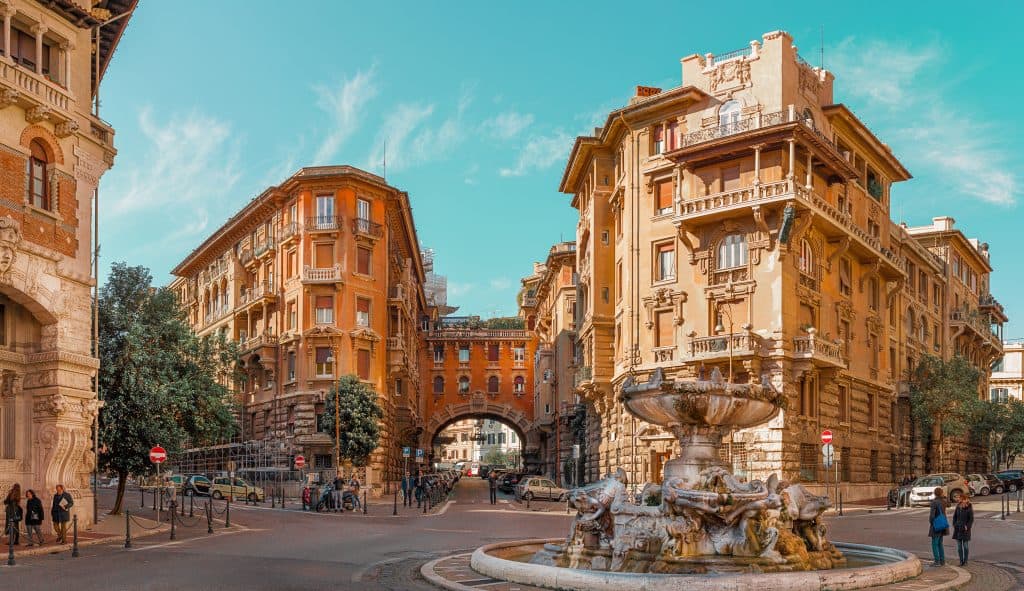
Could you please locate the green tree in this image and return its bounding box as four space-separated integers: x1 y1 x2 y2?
319 375 383 467
976 399 1024 470
99 263 239 514
483 449 509 466
908 354 983 472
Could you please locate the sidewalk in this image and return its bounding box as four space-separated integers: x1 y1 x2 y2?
3 513 167 559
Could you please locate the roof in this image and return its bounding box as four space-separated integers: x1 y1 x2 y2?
822 104 912 182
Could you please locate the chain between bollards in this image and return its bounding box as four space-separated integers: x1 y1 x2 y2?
124 509 132 548
71 514 80 557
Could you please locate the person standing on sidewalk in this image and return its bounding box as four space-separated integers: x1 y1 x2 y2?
487 470 498 505
51 484 73 544
952 495 974 566
927 487 949 567
24 489 44 546
332 473 344 512
400 472 412 506
4 483 22 545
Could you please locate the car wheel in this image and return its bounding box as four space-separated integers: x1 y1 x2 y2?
212 490 223 500
980 487 990 496
995 485 1005 494
523 492 534 501
950 489 963 502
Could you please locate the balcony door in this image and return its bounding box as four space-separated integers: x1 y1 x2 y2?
315 195 334 228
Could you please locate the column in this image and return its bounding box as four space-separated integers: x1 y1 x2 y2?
752 145 762 186
262 302 268 335
786 139 796 181
805 151 813 190
60 41 71 87
31 23 45 75
2 7 11 60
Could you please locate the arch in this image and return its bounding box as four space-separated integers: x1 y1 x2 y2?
422 400 540 465
457 375 470 394
19 125 64 165
718 99 741 127
798 238 815 274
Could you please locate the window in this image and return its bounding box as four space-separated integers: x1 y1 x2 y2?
654 179 673 215
513 346 526 363
357 349 371 380
287 250 297 278
357 246 371 275
840 447 851 482
799 373 817 417
314 454 332 469
652 125 664 155
866 168 883 200
315 295 333 324
616 261 623 302
430 376 445 395
487 343 499 362
655 309 674 348
717 234 747 269
11 27 36 69
315 243 333 268
458 376 470 393
487 376 499 393
314 403 327 433
838 385 849 423
458 344 470 363
667 121 677 151
357 197 370 222
356 297 370 327
869 450 879 482
288 301 297 329
655 242 676 281
867 391 876 428
799 239 815 275
799 444 817 482
27 140 48 210
513 376 525 394
719 100 741 130
315 195 334 226
433 344 445 363
315 347 333 377
287 351 296 382
991 388 1009 403
838 258 852 297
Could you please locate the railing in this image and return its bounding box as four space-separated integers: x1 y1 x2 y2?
688 333 760 358
302 264 342 283
711 267 748 286
305 215 343 231
574 366 593 387
793 334 845 367
388 285 406 302
652 346 675 362
549 242 577 256
798 266 821 292
950 310 1000 344
254 240 275 257
0 61 72 115
386 336 403 350
522 296 539 308
239 248 254 266
425 329 530 340
712 46 750 63
679 179 791 217
353 217 383 238
243 333 278 351
280 221 300 241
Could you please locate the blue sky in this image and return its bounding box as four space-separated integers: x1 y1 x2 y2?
98 1 1021 336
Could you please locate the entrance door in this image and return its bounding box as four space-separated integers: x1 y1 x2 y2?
652 451 671 483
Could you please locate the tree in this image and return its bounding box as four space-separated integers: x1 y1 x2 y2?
976 399 1024 470
319 375 383 468
908 354 983 472
99 263 238 514
483 449 509 466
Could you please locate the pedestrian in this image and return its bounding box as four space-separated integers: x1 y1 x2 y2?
301 484 312 511
952 495 974 567
928 487 949 567
24 489 44 546
332 473 344 512
415 471 424 507
4 483 22 545
488 470 498 505
400 472 412 506
51 484 73 544
349 476 361 511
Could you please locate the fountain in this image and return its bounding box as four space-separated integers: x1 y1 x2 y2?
463 368 923 590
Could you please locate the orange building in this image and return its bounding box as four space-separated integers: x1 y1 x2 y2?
419 317 539 470
171 166 426 494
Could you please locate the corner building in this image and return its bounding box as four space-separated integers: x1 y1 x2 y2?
172 166 427 495
559 31 1005 500
0 0 133 526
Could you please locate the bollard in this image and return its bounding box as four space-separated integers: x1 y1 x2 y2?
152 488 156 511
125 509 132 549
140 487 145 508
7 517 14 566
72 515 80 557
423 494 427 514
225 496 231 528
838 491 843 517
271 485 276 508
190 494 194 518
281 486 286 509
206 501 213 534
169 501 176 540
180 495 185 517
566 500 570 514
393 489 398 516
1003 492 1008 520
363 490 367 515
527 494 531 510
1017 489 1020 513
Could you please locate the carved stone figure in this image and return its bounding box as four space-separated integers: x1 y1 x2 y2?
0 216 22 282
565 468 627 548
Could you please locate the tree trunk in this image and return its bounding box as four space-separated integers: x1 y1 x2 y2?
928 422 943 473
110 469 128 515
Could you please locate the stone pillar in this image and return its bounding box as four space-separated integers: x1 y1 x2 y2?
2 7 11 60
31 24 45 75
805 151 813 190
752 145 761 186
786 139 796 181
60 41 71 87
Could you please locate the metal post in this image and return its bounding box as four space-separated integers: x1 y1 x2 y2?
1002 492 1007 520
140 487 145 508
72 515 80 557
7 517 14 566
169 501 176 540
180 495 185 516
423 493 427 514
1017 489 1020 513
363 490 367 514
393 489 398 516
527 494 531 510
838 491 843 517
190 494 194 517
124 509 132 548
151 488 156 511
206 501 213 534
225 495 230 528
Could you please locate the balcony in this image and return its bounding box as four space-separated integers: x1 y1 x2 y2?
522 296 539 308
238 247 254 266
302 264 342 284
280 221 301 244
574 366 593 388
254 239 276 259
238 281 276 309
652 346 675 363
305 215 343 233
388 284 407 304
353 217 383 240
686 333 762 362
0 61 75 128
979 294 1008 322
793 331 846 369
425 329 530 340
241 333 278 354
950 310 1002 350
798 266 821 292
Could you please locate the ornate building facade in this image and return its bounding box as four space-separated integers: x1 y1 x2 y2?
557 31 1005 500
171 166 427 495
0 0 133 527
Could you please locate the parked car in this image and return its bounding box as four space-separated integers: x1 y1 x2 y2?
479 465 492 479
211 476 264 501
996 470 1024 492
516 477 568 502
166 474 186 493
183 475 213 497
908 473 969 506
967 473 1002 496
499 472 525 493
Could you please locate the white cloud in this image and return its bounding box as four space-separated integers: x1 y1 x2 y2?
482 111 534 140
313 67 378 165
499 131 572 177
448 281 476 297
830 38 939 106
106 108 241 224
463 163 479 185
489 277 512 290
367 85 473 172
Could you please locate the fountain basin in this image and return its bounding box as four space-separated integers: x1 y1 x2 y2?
623 383 780 429
471 539 922 591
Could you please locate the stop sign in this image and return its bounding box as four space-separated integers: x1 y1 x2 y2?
294 455 306 469
821 430 833 445
149 445 167 464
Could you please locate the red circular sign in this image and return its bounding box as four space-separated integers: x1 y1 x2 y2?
821 430 833 445
294 455 306 469
149 445 167 464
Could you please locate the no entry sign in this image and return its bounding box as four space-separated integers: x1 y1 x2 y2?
294 455 306 469
149 445 167 464
820 430 833 445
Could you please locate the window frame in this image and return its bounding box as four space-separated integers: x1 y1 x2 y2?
716 233 748 270
654 241 676 282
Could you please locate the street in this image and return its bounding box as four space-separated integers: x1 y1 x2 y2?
3 479 1024 590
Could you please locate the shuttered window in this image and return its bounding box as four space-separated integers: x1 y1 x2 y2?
315 243 333 268
357 247 371 275
655 180 673 214
356 297 370 327
357 349 371 380
488 343 499 362
655 310 674 347
315 296 333 324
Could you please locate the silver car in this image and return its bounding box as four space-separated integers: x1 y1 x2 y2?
516 477 568 502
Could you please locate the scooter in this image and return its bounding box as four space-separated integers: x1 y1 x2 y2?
315 483 357 512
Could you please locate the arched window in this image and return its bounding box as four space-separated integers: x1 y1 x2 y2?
458 376 470 394
906 309 915 336
717 234 748 269
798 239 815 274
513 376 525 394
487 376 499 393
719 100 741 129
801 107 815 129
28 139 49 210
433 376 444 394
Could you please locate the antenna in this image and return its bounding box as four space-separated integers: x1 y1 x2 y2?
382 139 387 181
820 25 824 69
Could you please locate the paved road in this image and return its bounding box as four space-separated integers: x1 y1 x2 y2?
3 480 1023 590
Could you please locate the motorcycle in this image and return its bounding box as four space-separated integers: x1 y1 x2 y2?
315 483 357 512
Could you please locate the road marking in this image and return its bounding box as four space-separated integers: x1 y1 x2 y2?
422 528 478 533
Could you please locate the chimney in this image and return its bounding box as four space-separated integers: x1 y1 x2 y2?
932 216 955 231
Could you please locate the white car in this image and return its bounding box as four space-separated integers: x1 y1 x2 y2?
908 473 969 506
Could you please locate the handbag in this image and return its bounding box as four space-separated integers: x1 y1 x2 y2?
933 512 949 531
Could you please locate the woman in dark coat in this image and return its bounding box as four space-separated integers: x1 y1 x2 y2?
928 487 949 566
3 483 22 545
23 489 45 546
952 495 974 566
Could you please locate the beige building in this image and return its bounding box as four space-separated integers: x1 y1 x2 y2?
557 31 1005 500
991 340 1024 404
0 0 132 526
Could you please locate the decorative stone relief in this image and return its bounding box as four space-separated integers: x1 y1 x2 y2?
35 392 67 417
25 105 51 124
0 370 22 399
0 216 22 283
836 300 855 321
798 63 822 97
642 288 687 329
54 120 79 138
708 59 751 94
0 88 19 109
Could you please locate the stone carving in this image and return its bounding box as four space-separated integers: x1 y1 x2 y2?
0 370 21 399
37 393 67 416
54 120 79 138
0 88 19 109
25 105 51 124
708 59 751 93
565 468 627 548
0 216 22 283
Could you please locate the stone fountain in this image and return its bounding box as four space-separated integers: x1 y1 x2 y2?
530 367 842 574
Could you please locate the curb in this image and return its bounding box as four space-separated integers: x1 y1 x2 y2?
5 522 170 560
420 553 476 591
930 565 972 590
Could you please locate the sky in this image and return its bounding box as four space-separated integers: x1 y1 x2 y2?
97 1 1022 337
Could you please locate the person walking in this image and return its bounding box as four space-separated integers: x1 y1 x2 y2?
487 470 498 505
927 487 949 567
4 483 22 545
400 472 412 506
952 495 974 566
332 473 344 513
415 471 424 508
349 476 361 511
51 484 73 544
24 489 44 546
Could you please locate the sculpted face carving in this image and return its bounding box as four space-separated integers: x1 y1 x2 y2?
0 216 22 281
